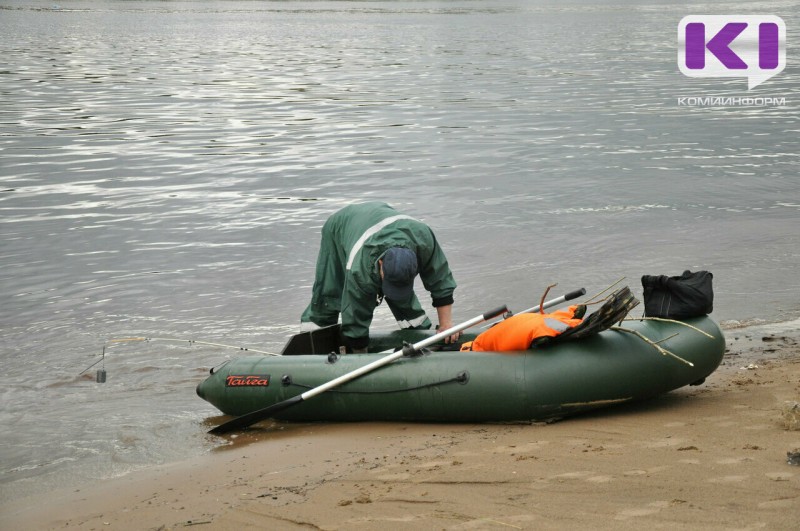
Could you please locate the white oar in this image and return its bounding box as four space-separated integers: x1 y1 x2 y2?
209 305 509 435
517 288 586 315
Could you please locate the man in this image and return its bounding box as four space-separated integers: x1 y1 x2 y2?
300 202 458 352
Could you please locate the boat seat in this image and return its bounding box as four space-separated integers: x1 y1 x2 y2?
281 324 345 355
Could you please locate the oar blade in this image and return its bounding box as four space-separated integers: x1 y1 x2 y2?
209 394 304 434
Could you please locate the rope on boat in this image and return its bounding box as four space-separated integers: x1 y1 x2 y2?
612 317 719 367
613 316 719 367
611 326 694 367
284 371 469 395
621 317 716 339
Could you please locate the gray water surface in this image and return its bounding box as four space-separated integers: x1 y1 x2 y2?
1 0 799 501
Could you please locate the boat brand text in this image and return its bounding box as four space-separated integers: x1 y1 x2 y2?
226 374 271 387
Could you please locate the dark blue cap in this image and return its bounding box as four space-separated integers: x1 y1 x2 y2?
382 247 418 301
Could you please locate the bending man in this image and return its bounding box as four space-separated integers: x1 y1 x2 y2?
300 202 458 352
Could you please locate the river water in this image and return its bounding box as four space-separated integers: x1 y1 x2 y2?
1 0 799 502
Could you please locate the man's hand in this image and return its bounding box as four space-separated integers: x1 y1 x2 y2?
436 304 461 344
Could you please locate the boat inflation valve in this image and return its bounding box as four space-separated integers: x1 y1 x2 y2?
281 374 292 386
456 371 469 384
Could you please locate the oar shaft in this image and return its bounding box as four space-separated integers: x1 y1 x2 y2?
380 305 508 354
413 305 507 351
479 289 586 331
518 288 586 315
302 350 405 400
310 306 508 399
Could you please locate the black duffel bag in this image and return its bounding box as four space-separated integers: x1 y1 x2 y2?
641 270 713 318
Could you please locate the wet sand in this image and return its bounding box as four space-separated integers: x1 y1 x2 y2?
2 326 798 530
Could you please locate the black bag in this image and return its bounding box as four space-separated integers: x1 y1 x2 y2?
641 270 713 318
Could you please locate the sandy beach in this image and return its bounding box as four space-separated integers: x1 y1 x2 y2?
2 324 798 530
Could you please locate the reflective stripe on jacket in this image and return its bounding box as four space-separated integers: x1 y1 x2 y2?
460 306 583 352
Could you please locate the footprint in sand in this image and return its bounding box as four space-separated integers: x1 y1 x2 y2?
716 457 753 465
492 441 551 454
642 438 687 449
373 472 411 481
758 498 797 509
743 424 772 431
623 466 670 477
586 475 614 483
765 471 793 482
701 415 732 422
615 501 669 520
553 471 593 479
708 475 749 483
415 460 450 470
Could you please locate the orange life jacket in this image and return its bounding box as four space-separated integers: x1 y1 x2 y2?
460 306 583 352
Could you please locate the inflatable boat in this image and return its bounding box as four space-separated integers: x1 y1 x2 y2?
197 315 725 428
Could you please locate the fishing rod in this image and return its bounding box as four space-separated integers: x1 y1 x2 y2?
79 336 279 383
101 336 280 356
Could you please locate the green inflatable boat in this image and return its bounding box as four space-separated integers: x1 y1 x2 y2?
197 315 726 427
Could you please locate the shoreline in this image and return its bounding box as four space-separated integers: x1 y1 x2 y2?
2 322 798 530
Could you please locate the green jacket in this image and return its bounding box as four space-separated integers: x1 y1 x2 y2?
301 202 457 349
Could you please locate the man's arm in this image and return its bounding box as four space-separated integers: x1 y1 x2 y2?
435 303 461 344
